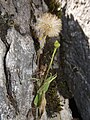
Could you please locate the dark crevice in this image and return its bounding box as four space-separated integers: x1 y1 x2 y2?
30 26 40 52
12 0 18 13
26 108 34 120
15 7 18 13
69 98 82 120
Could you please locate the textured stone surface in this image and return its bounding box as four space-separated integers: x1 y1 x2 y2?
60 0 90 120
0 27 36 120
1 0 90 120
0 0 37 119
0 0 72 119
6 28 36 120
0 0 48 119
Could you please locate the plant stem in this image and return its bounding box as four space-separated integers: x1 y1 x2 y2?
45 47 57 80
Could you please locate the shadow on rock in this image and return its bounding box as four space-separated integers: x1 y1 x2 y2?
57 7 90 120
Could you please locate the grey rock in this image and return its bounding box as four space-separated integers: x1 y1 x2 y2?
60 0 90 120
0 27 37 120
1 0 90 119
0 0 48 119
6 28 37 119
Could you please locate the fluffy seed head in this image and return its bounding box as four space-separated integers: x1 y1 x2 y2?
35 13 62 38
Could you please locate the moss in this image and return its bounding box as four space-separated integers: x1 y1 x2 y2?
38 38 61 117
57 80 72 98
44 0 62 18
39 37 54 65
46 80 62 117
32 2 62 116
40 32 72 117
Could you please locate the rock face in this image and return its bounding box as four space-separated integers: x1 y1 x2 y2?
60 0 90 120
0 0 73 119
0 0 39 119
0 0 90 120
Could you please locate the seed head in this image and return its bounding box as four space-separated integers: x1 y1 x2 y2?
35 13 62 38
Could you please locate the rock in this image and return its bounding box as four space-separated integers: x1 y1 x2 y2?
6 28 37 120
60 0 90 120
0 0 48 119
0 39 6 87
60 95 73 120
1 0 89 119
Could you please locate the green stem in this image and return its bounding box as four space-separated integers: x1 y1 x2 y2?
45 47 57 80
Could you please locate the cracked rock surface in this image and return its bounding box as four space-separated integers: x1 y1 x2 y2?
60 0 90 120
0 0 38 119
0 0 90 120
0 0 48 119
0 24 36 120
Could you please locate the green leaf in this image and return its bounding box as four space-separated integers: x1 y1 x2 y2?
34 92 43 107
34 94 39 107
54 40 60 48
39 82 50 93
45 74 57 84
34 74 57 107
38 74 57 94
